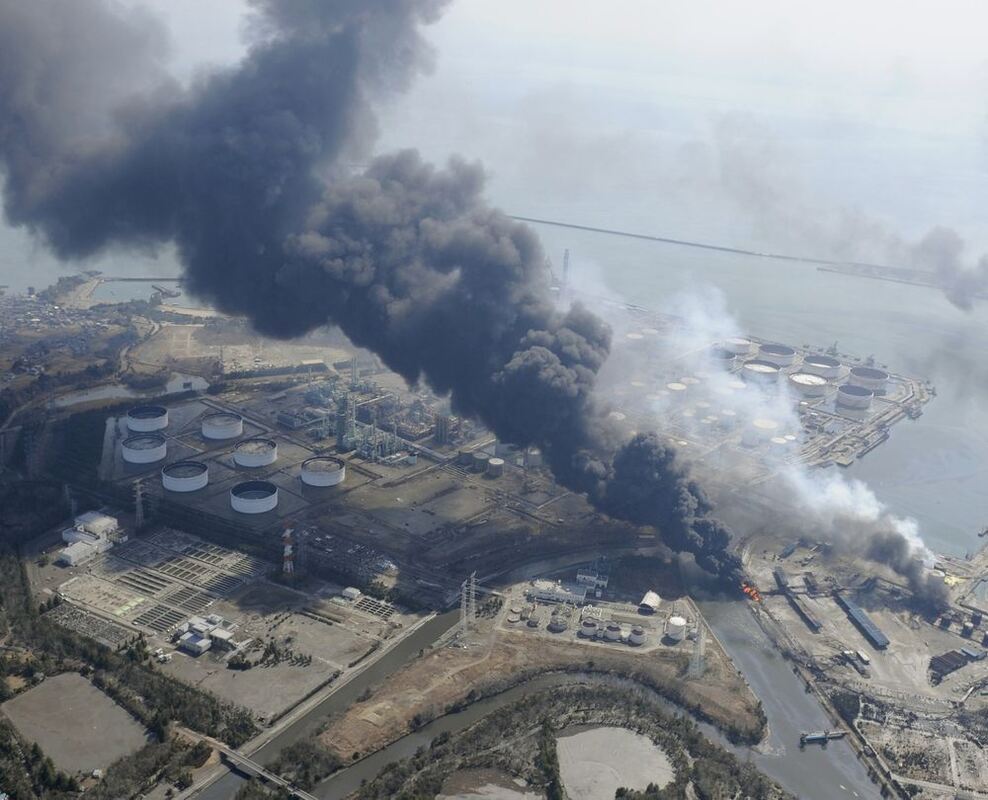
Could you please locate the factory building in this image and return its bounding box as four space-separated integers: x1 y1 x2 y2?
57 512 118 565
638 590 661 614
835 593 889 649
529 579 588 605
176 614 235 655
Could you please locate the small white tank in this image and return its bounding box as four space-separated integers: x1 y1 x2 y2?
233 438 278 467
202 412 244 440
666 615 687 642
121 434 167 464
126 405 168 432
836 383 874 409
161 460 208 492
628 627 647 646
788 372 829 397
724 337 752 355
486 457 505 477
300 456 346 487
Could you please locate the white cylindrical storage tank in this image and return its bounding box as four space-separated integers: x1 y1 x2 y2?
758 343 796 367
230 480 278 514
161 460 209 492
836 384 874 409
709 347 736 370
802 354 841 379
741 359 781 386
629 627 647 646
788 372 829 397
202 412 244 440
233 437 278 467
604 622 622 642
666 381 688 401
742 418 779 447
848 366 889 393
724 337 752 355
487 457 505 477
471 451 489 473
666 616 687 643
126 405 168 432
121 433 167 464
525 448 543 468
300 456 346 487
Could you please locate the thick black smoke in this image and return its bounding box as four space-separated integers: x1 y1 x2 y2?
866 531 949 615
0 0 743 584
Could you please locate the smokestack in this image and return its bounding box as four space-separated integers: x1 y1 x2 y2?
0 0 744 585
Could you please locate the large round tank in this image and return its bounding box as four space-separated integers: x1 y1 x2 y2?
579 618 598 638
233 437 278 467
666 381 688 401
161 460 208 492
604 622 622 642
836 383 874 409
724 337 752 355
486 457 505 477
848 366 889 393
666 616 687 642
471 451 489 473
202 412 244 440
230 480 278 513
300 456 346 487
126 405 168 432
457 448 473 466
759 343 796 367
121 433 167 464
710 347 736 369
801 354 841 379
628 626 647 646
741 359 781 385
788 372 829 397
742 418 779 447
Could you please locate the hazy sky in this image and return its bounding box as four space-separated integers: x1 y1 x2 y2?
3 0 988 288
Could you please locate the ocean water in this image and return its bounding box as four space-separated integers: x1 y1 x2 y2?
531 223 988 558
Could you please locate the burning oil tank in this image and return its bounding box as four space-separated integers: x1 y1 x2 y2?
801 354 841 379
848 366 889 393
230 480 278 513
202 411 244 440
788 372 829 397
121 433 167 464
233 437 278 467
126 405 168 432
758 343 796 367
836 383 874 409
300 456 346 487
161 460 208 492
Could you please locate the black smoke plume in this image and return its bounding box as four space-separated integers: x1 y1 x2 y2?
0 1 742 584
866 531 949 615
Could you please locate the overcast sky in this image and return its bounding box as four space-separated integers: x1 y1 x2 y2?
4 0 988 287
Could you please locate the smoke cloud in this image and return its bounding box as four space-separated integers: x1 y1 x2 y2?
0 1 741 583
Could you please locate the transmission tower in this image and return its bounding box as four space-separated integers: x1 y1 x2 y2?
133 479 146 531
688 620 707 679
459 572 477 636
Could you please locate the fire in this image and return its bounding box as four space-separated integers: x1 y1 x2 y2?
741 581 762 602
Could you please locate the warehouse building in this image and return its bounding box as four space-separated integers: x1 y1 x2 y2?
835 593 889 649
